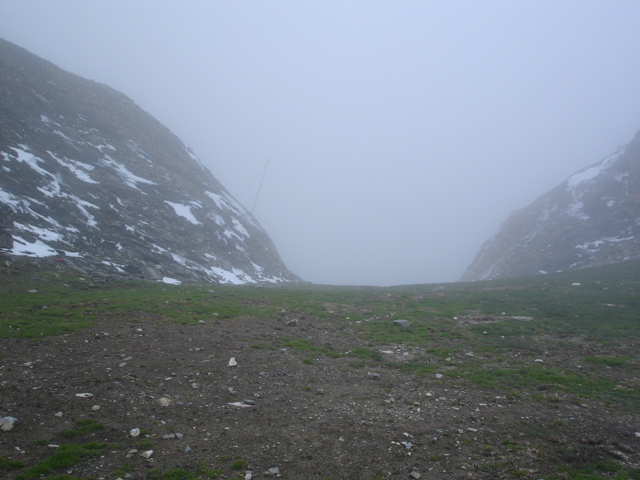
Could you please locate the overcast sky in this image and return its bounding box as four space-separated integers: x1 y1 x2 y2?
3 1 640 286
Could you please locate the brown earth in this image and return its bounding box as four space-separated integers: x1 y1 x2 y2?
1 310 639 480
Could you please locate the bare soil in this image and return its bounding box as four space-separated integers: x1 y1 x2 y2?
1 310 639 480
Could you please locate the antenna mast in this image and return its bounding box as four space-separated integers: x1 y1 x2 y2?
251 159 270 214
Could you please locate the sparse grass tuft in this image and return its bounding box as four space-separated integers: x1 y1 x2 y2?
62 418 104 438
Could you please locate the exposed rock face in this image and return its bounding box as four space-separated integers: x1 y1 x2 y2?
461 131 640 281
0 39 298 284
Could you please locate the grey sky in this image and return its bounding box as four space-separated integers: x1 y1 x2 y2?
3 1 640 285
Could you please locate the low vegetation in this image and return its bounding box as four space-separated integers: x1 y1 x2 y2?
0 257 638 479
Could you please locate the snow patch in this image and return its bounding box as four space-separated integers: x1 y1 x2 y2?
101 261 125 273
184 143 207 171
165 201 201 225
205 191 258 228
566 152 619 190
48 151 98 184
231 218 249 237
11 236 57 257
575 235 634 253
101 155 157 190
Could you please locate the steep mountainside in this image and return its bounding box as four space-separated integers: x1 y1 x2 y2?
461 131 640 281
0 39 298 284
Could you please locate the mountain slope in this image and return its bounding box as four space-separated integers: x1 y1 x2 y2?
461 130 640 281
0 38 298 284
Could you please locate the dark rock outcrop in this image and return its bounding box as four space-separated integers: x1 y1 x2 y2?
461 131 640 281
0 38 298 284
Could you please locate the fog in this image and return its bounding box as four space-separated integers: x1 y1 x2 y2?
3 1 640 286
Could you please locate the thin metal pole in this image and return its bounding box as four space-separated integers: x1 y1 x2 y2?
251 159 270 214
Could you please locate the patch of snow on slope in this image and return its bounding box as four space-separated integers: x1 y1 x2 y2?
13 222 62 243
205 191 258 228
232 218 249 237
210 212 225 226
69 195 99 228
566 151 619 190
11 236 57 257
0 188 21 211
41 115 61 127
126 140 150 159
10 146 52 179
101 155 157 190
165 201 201 225
101 261 125 273
48 151 98 184
0 190 69 229
566 196 589 220
9 145 60 197
575 235 635 253
209 266 251 285
53 130 73 142
184 143 207 171
96 143 117 152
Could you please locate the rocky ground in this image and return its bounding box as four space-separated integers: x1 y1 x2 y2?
1 308 639 480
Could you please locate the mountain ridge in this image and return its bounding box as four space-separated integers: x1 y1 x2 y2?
0 38 299 284
461 130 640 281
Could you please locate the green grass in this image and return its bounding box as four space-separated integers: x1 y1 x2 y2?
2 259 640 480
62 418 105 438
15 442 111 480
0 457 24 473
548 461 640 480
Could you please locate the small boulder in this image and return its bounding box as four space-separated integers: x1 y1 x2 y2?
0 416 20 432
393 319 411 328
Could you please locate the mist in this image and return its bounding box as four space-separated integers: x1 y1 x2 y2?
3 1 640 286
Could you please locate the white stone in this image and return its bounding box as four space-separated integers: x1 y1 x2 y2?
0 417 19 432
228 357 238 367
130 428 141 437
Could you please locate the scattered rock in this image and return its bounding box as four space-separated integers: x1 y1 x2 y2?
410 471 421 479
228 402 254 408
130 428 141 437
75 392 93 398
228 357 238 367
0 416 19 431
140 450 153 459
393 319 412 328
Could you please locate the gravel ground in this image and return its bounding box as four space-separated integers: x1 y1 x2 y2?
1 310 639 480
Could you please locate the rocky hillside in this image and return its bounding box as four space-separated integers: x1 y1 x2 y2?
0 38 298 284
461 130 640 281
